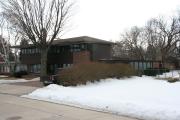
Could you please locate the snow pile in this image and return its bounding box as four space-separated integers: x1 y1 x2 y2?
0 75 8 78
24 76 180 120
157 70 180 79
0 77 40 84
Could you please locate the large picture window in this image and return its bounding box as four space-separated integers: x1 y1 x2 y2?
30 64 40 73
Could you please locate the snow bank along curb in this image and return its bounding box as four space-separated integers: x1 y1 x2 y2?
23 95 139 119
23 76 180 120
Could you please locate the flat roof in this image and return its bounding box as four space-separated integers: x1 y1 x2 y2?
53 36 113 45
11 36 114 48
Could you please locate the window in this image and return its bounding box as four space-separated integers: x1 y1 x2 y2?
26 49 28 54
35 48 38 53
0 66 3 72
28 49 31 54
147 62 151 69
139 62 143 70
81 44 87 50
81 44 85 49
58 64 63 68
21 49 24 54
31 49 34 54
24 49 26 54
57 48 60 53
27 49 29 54
134 62 139 70
70 44 82 52
53 47 57 53
67 64 72 67
54 64 58 69
143 62 147 70
30 64 40 73
63 64 67 68
50 64 54 71
37 48 41 53
62 47 65 52
75 46 80 51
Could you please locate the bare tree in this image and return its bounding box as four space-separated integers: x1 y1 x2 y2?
1 0 74 80
112 41 129 59
0 35 11 72
0 17 12 73
144 19 161 60
147 17 180 66
115 26 146 60
0 15 21 74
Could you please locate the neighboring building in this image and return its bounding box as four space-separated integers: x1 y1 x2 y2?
0 52 15 75
0 36 8 74
0 36 4 64
0 56 6 74
0 34 17 74
17 36 113 74
0 56 3 62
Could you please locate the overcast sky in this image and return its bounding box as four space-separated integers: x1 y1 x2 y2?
62 0 180 41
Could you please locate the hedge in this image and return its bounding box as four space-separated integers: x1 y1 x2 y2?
143 68 170 76
56 62 136 86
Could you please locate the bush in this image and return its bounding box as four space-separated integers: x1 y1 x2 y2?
144 68 170 76
13 71 28 78
168 78 179 83
56 62 136 86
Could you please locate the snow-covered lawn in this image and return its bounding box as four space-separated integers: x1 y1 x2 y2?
157 70 180 79
0 77 40 84
24 76 180 120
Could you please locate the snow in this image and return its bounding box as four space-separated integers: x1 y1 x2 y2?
0 75 8 78
157 70 180 79
0 77 40 84
24 76 180 120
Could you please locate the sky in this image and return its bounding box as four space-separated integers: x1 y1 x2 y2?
62 0 180 41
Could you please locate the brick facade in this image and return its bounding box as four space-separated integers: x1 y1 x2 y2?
16 36 113 74
73 51 91 64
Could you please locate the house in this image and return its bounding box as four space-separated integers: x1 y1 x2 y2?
17 36 113 74
0 42 15 74
0 36 9 74
0 56 5 74
0 56 3 62
99 58 162 71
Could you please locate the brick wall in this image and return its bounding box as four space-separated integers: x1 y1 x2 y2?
153 62 161 68
73 51 91 64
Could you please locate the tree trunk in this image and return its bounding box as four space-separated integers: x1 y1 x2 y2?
161 51 166 68
40 47 48 81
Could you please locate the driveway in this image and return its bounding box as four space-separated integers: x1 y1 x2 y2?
0 84 138 120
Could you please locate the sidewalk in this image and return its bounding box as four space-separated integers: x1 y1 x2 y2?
10 80 44 87
0 84 139 120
